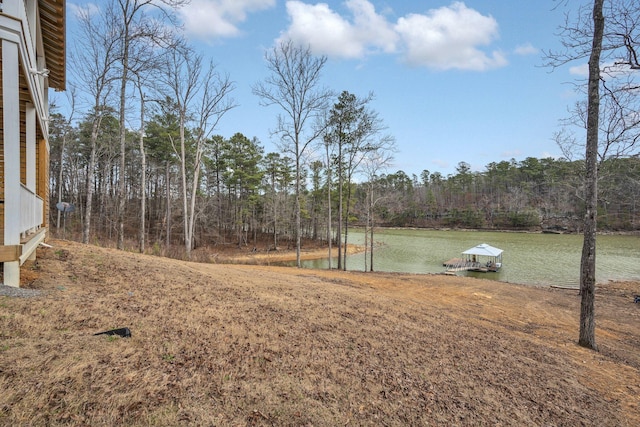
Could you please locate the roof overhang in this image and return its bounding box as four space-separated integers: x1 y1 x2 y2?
39 0 66 90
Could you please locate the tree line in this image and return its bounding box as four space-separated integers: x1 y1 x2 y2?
49 104 640 252
366 156 640 232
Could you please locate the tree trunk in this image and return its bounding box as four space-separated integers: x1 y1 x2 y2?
370 214 374 272
343 215 349 271
82 119 100 244
187 149 203 254
578 0 604 351
117 32 129 251
56 130 67 231
337 145 343 270
326 143 332 270
343 177 353 271
295 153 302 267
165 162 171 248
364 191 369 272
369 185 375 272
138 94 146 253
179 119 191 258
273 192 278 250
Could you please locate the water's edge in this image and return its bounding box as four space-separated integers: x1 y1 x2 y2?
294 229 640 287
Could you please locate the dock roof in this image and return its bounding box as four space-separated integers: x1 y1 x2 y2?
462 243 503 257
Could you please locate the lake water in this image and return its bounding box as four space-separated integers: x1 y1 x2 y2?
297 229 640 287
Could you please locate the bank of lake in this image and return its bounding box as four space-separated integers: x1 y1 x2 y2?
297 228 640 287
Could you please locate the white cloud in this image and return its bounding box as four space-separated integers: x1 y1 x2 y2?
394 2 506 70
569 63 588 76
279 0 398 58
348 0 398 54
68 2 101 18
281 1 506 71
514 43 538 56
280 1 364 57
431 159 450 169
500 149 522 158
179 0 275 39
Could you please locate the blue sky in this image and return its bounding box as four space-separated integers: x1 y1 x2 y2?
65 1 587 177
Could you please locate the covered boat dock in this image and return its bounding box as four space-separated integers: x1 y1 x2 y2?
443 243 503 273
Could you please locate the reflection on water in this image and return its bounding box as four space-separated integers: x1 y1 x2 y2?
297 229 640 287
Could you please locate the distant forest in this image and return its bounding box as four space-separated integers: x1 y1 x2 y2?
48 106 640 253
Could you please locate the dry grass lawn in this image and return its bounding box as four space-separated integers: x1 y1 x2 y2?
1 239 639 426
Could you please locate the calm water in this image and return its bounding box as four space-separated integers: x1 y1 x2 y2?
298 229 640 287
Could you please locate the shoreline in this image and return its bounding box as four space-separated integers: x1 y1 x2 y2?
353 225 640 236
213 244 365 264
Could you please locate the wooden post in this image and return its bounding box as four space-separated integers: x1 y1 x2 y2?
26 103 36 191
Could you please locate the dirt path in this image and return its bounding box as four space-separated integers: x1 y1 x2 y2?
0 239 639 426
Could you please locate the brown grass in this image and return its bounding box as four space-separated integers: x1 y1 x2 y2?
1 239 639 426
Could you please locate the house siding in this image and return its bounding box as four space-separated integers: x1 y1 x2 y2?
1 1 64 286
0 52 4 246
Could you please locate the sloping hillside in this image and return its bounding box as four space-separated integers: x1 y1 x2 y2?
1 239 639 426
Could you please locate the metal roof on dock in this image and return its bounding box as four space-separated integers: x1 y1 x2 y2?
462 243 503 257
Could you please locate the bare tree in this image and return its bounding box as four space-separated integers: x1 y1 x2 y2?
159 46 235 259
253 41 333 267
579 0 605 350
362 146 394 272
544 0 640 349
70 5 119 244
50 89 77 232
135 77 148 253
555 73 640 164
128 25 178 254
112 0 184 250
